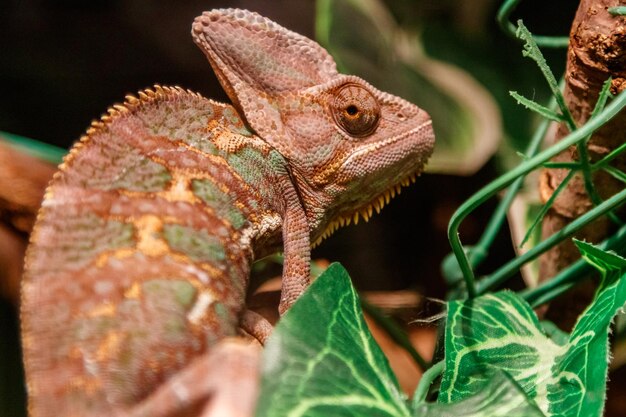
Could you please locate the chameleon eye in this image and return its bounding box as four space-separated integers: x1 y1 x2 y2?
331 83 380 137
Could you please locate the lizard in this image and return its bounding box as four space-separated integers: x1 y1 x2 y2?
20 8 435 417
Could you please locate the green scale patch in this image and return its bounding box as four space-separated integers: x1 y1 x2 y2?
162 223 227 264
71 139 171 193
49 213 134 271
140 279 197 339
144 96 216 142
226 147 286 201
192 179 247 230
222 107 254 136
107 157 172 192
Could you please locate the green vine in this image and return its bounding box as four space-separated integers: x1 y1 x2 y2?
445 18 626 302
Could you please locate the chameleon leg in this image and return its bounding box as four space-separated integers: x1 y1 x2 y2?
129 338 261 417
277 178 311 316
241 310 273 344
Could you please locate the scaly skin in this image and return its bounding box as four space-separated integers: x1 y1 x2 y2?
21 9 435 417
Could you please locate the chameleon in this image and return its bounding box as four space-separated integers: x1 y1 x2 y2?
20 8 435 417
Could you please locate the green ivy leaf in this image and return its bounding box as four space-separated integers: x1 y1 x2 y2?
439 242 626 417
255 263 411 417
573 239 626 277
257 264 543 417
413 372 544 417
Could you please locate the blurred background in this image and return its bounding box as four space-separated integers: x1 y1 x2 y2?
3 0 608 415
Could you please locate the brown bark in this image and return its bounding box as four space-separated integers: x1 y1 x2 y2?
540 0 626 329
0 138 56 303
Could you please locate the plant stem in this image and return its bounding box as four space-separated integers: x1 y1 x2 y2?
412 360 445 406
447 88 626 298
478 187 626 293
496 0 569 47
521 223 626 306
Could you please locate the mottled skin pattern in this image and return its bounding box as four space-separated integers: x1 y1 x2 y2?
21 9 435 417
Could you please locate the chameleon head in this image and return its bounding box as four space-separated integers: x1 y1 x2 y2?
192 9 434 242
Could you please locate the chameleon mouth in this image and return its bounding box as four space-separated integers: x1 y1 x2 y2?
311 117 433 248
338 121 431 171
311 169 421 248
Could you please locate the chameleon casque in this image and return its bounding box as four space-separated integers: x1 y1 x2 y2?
20 8 435 417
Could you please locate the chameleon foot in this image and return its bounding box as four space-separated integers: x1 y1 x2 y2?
241 309 274 345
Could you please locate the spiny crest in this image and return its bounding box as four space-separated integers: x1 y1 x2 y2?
58 85 205 173
311 172 420 248
91 85 203 131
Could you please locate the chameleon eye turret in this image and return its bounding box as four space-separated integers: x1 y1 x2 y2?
331 83 381 137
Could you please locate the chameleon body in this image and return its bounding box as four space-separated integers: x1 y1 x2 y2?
21 9 434 417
